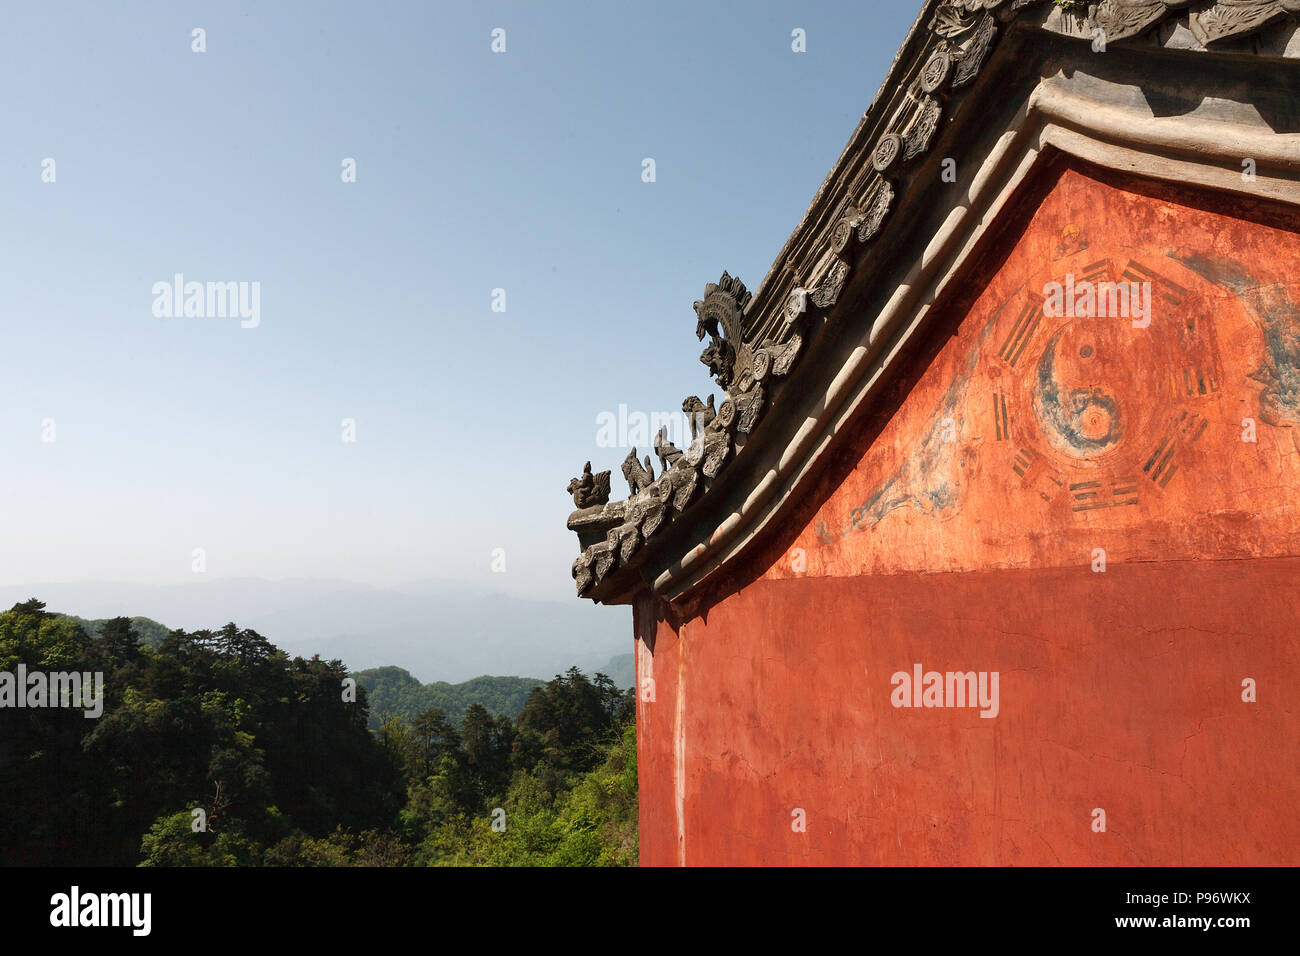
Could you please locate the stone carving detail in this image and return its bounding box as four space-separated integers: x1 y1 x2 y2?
857 182 895 243
699 337 733 388
930 1 983 38
694 272 753 390
572 555 594 595
903 95 943 162
589 540 617 585
952 13 998 89
811 257 850 309
770 333 805 377
921 48 953 93
873 132 905 174
714 398 738 433
1063 0 1295 49
784 287 809 323
1091 0 1182 42
664 462 699 512
830 206 861 253
567 461 611 509
630 494 668 540
734 386 766 435
608 523 642 565
831 198 873 253
683 394 716 438
654 426 684 473
701 434 731 479
1190 0 1300 44
621 448 655 495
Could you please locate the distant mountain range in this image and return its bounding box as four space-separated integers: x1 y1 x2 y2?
0 577 630 684
354 655 634 730
54 612 633 732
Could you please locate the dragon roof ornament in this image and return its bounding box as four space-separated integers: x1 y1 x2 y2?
566 0 1300 604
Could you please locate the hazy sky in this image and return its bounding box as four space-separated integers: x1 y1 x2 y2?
0 1 918 602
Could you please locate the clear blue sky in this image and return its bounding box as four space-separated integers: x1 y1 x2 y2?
0 0 920 601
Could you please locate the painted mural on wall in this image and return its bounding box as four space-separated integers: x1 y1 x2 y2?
772 168 1300 581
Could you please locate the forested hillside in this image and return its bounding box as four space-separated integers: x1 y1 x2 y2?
60 613 172 649
353 666 544 729
0 600 637 866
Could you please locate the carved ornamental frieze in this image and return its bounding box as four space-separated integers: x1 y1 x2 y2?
566 265 811 597
1090 0 1300 44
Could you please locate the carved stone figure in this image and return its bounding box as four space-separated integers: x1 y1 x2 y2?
621 447 656 495
683 394 717 439
567 461 611 510
694 272 753 389
699 337 734 387
654 426 684 474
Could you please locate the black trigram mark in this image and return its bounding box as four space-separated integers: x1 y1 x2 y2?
993 392 1010 441
1122 260 1190 306
1180 412 1209 444
1012 447 1034 477
1143 413 1207 489
1070 475 1139 512
1144 434 1179 488
998 301 1040 368
1010 447 1063 501
1078 258 1110 285
1176 367 1219 397
1040 472 1064 503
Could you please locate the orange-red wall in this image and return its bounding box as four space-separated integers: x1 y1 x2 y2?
636 165 1300 866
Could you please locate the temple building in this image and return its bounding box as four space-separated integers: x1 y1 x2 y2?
565 0 1300 865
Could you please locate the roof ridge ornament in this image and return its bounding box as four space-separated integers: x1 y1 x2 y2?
694 271 753 390
567 461 611 510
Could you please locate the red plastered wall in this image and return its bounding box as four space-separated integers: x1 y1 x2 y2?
635 164 1300 866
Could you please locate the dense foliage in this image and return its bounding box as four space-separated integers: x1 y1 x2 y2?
376 670 638 867
0 600 636 867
